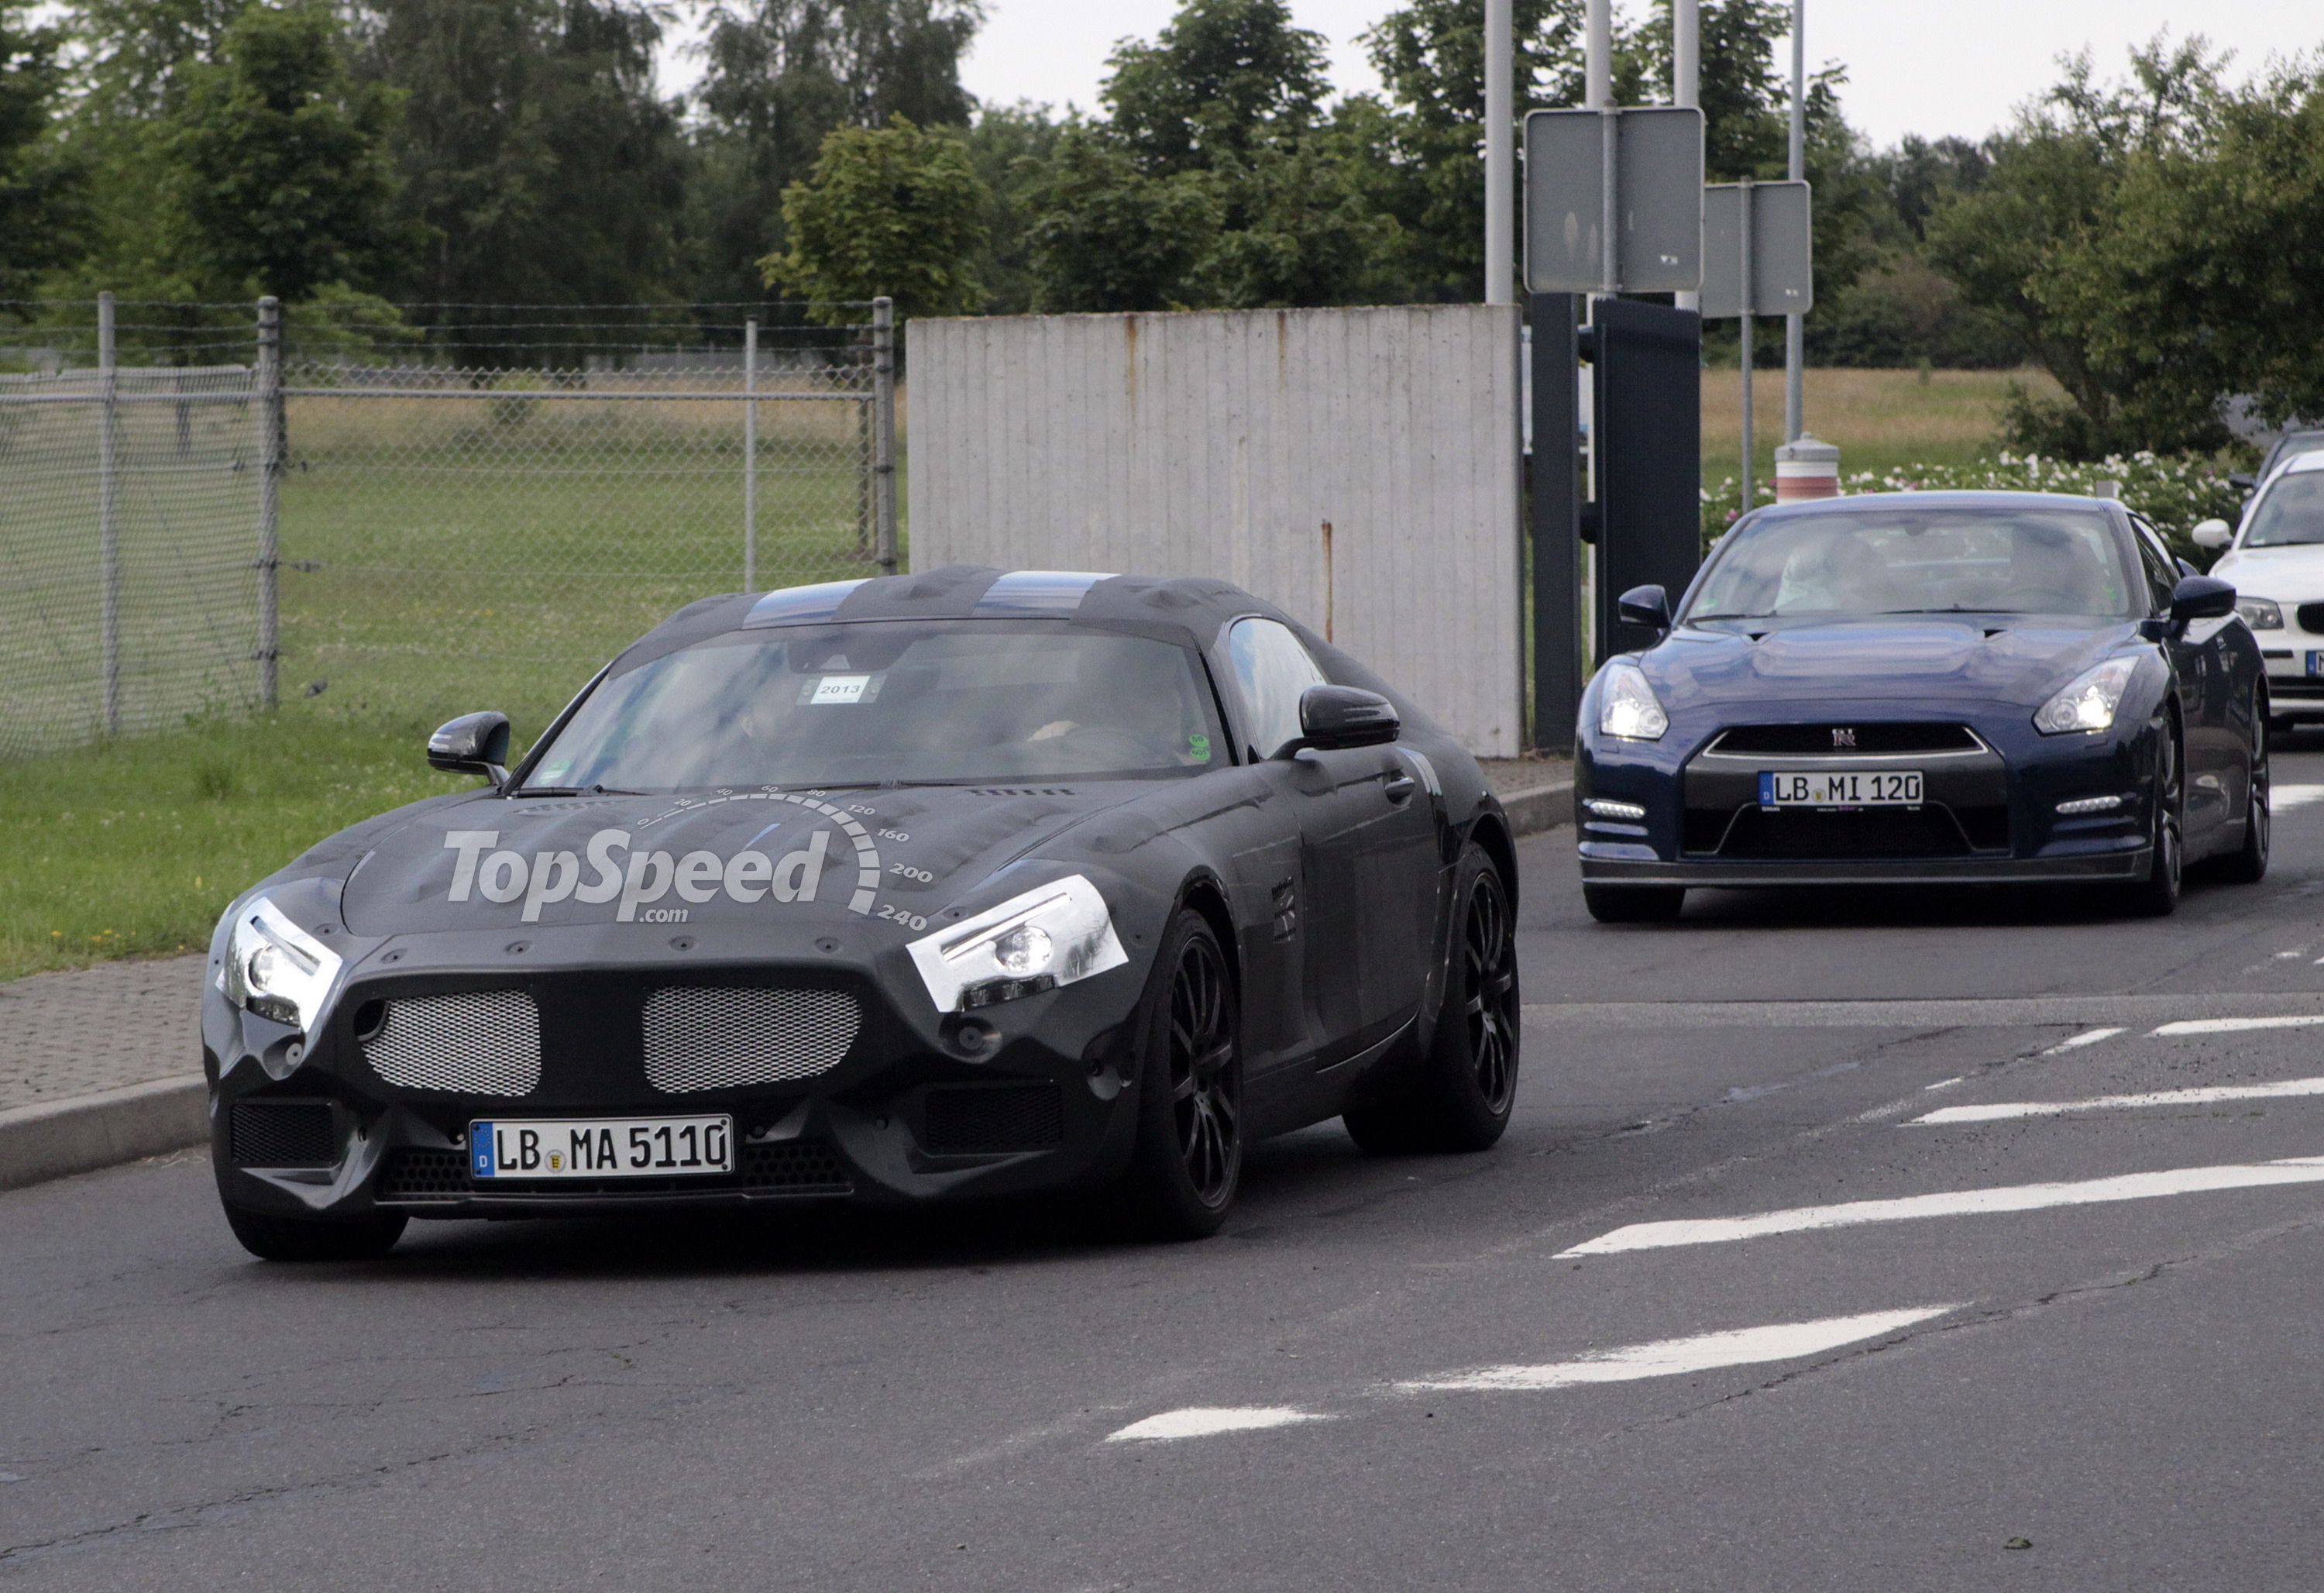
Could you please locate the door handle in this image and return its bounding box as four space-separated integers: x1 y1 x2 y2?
1382 772 1417 803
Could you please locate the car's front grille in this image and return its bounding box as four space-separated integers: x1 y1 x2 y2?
641 986 861 1093
360 989 541 1096
1704 806 2008 860
373 1141 853 1202
1707 724 1981 755
921 1085 1066 1155
2297 603 2324 633
229 1101 338 1168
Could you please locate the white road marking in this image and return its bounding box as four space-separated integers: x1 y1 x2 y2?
1923 1076 1965 1092
1105 1407 1331 1443
1910 1078 2324 1126
2271 783 2324 812
2042 1026 2125 1055
2154 1015 2324 1037
1556 1156 2324 1257
1399 1307 1959 1393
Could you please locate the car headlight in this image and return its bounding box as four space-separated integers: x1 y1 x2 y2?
1597 660 1669 741
220 896 342 1032
2034 656 2140 735
906 874 1129 1013
2237 596 2284 630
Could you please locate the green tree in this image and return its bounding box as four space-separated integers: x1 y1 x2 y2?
1022 122 1220 311
162 3 405 301
761 114 988 320
1102 0 1330 176
965 100 1062 315
0 0 82 298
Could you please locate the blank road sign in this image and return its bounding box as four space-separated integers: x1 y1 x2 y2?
1700 181 1813 318
1524 107 1705 294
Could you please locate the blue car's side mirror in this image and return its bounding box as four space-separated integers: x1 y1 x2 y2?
2169 575 2236 629
1617 584 1672 633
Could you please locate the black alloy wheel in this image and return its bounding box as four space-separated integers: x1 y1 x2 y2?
1463 865 1521 1116
1119 910 1243 1238
2125 720 2185 916
2216 692 2271 884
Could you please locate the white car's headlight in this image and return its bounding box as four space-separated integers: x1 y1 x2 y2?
2034 656 2140 735
220 896 342 1032
1597 660 1669 741
2237 596 2284 630
906 875 1128 1013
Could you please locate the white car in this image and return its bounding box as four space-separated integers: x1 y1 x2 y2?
2199 450 2324 726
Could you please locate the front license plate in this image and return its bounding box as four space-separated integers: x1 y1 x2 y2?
469 1115 733 1179
1758 769 1924 808
2307 652 2324 679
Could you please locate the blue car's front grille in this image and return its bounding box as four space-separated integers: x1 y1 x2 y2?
1707 724 1981 756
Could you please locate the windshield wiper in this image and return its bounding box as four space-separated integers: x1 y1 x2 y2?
1685 612 1779 622
509 783 647 797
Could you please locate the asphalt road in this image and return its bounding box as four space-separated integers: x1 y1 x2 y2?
13 751 2324 1589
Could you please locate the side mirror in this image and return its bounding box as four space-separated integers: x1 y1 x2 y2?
1278 685 1399 757
2191 518 2233 550
2170 575 2236 628
2229 473 2256 492
1616 583 1672 632
428 710 511 786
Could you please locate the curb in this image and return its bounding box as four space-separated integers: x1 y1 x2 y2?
1501 780 1574 838
0 1075 208 1193
2 782 1576 1196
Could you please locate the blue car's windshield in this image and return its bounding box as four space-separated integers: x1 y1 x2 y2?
523 620 1225 791
2243 471 2324 547
1685 505 2141 621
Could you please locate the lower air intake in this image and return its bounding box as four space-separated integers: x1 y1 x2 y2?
377 1147 468 1201
922 1085 1066 1155
361 989 541 1096
642 986 861 1092
230 1101 338 1168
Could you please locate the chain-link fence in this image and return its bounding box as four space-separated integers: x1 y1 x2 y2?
1 297 897 755
0 300 266 759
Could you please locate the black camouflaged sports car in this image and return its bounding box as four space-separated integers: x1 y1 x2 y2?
205 567 1521 1258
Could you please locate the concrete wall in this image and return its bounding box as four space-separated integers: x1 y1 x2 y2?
906 305 1525 756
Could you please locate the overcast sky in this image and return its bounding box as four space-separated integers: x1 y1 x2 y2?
938 0 2322 147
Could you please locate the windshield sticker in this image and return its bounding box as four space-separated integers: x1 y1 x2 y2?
442 791 890 924
1189 732 1212 762
801 673 879 706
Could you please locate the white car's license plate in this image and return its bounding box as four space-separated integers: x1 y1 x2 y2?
2307 652 2324 679
469 1115 734 1179
1758 769 1923 807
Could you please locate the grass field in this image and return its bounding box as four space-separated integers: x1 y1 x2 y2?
1 366 2025 982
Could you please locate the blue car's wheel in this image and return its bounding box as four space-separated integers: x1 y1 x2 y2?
2214 693 2271 885
2122 721 2184 917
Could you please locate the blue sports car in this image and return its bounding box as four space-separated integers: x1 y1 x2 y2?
1576 491 2268 920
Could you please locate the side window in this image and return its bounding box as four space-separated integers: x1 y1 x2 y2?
2130 519 2178 611
1227 618 1329 761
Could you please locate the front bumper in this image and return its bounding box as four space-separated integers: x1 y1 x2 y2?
205 923 1154 1221
1579 850 2150 887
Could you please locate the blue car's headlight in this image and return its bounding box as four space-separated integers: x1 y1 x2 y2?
906 875 1127 1012
2034 656 2140 735
219 896 342 1033
1598 661 1669 741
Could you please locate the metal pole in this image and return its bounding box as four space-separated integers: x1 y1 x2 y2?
98 291 120 736
1483 0 1513 304
1673 0 1700 313
256 296 281 711
1585 0 1611 107
1784 0 1806 442
871 297 898 576
1738 181 1755 517
743 315 758 590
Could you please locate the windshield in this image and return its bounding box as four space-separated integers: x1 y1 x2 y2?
2244 472 2324 548
1684 505 2139 621
523 621 1225 791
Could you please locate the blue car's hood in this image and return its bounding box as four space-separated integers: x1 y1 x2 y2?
1641 616 2134 713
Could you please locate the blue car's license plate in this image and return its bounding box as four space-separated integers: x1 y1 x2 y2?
1759 769 1923 807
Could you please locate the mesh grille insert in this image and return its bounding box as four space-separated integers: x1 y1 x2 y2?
922 1085 1066 1155
642 986 861 1093
377 1147 469 1201
230 1101 338 1167
362 989 541 1096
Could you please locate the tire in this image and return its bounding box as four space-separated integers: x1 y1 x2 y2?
1116 909 1243 1240
2214 695 2271 885
1344 846 1521 1156
1583 883 1685 924
2120 720 2185 917
222 1200 406 1263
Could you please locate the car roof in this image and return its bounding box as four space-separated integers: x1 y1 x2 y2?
2275 449 2324 477
1745 489 2125 521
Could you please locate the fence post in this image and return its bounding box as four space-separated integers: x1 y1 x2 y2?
98 291 121 737
872 297 898 576
743 315 758 590
256 296 281 711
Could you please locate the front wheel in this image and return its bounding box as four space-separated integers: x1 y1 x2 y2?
222 1201 406 1262
1344 845 1521 1155
2213 693 2271 885
1116 910 1243 1240
2119 721 2185 917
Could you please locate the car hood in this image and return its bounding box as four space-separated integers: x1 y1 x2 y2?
2211 543 2324 594
1641 616 2136 713
334 783 1143 938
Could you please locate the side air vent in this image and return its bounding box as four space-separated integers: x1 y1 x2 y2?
230 1101 339 1168
361 989 542 1096
642 986 861 1093
921 1085 1066 1155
